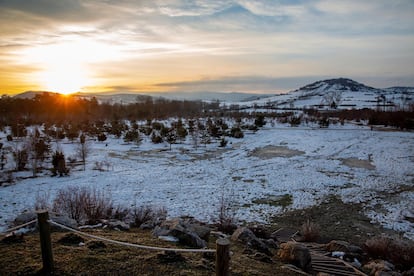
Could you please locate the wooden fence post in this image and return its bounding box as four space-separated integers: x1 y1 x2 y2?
216 238 230 276
37 210 54 273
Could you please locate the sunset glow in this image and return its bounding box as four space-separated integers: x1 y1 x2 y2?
0 0 413 95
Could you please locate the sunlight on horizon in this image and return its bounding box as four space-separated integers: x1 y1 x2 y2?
19 38 126 94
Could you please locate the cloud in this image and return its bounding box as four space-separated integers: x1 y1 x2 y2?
0 0 414 94
155 75 328 93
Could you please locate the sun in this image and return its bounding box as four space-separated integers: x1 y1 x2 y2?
38 65 88 95
20 39 109 94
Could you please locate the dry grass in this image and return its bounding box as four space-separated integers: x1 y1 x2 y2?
0 229 302 275
300 219 320 242
364 235 414 270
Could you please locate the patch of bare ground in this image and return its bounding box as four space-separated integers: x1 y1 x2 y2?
249 145 305 159
0 229 302 275
270 195 398 246
341 158 375 170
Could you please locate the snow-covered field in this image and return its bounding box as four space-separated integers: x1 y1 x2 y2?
1 123 413 239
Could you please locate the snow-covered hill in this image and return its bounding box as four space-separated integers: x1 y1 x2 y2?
11 78 414 110
239 78 414 110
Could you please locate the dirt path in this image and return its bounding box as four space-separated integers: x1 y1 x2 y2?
270 195 398 246
249 145 305 159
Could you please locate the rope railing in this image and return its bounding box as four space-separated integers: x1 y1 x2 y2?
48 219 215 253
1 219 37 235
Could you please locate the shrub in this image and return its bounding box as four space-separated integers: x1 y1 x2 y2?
289 115 302 126
97 133 107 142
300 219 320 242
230 127 244 138
130 206 167 228
364 235 414 270
124 130 140 143
13 148 28 171
52 186 113 224
151 133 163 143
219 137 228 147
52 150 69 176
254 114 266 127
217 194 237 234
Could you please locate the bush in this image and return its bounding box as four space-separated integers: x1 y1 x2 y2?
300 220 320 242
151 133 163 143
230 127 244 138
97 133 107 142
289 116 301 126
52 186 113 224
364 235 414 270
219 137 228 147
254 114 266 127
130 206 167 228
217 194 237 234
13 148 28 171
52 150 69 176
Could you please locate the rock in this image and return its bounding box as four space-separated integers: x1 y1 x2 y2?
170 227 207 248
325 240 362 260
58 233 84 246
263 238 279 249
152 217 211 248
231 227 257 243
326 240 351 252
13 212 37 226
152 225 170 237
189 224 211 242
50 214 78 230
231 227 272 256
277 241 312 272
248 224 271 239
106 219 130 231
363 260 397 276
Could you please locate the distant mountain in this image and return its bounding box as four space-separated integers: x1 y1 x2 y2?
12 90 271 104
144 91 272 102
11 78 414 110
12 91 57 99
239 78 414 110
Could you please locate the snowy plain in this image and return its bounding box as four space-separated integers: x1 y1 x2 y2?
1 122 413 239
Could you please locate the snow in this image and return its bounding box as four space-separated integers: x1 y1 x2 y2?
1 122 413 239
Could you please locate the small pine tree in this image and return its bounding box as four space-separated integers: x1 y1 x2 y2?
52 151 68 176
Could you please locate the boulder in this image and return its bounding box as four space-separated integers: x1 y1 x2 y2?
13 211 37 226
277 241 312 272
326 240 363 261
152 217 211 249
231 227 272 256
50 214 78 230
248 224 271 239
105 219 130 231
170 227 207 248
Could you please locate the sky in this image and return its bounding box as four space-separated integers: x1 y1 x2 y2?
0 0 414 95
